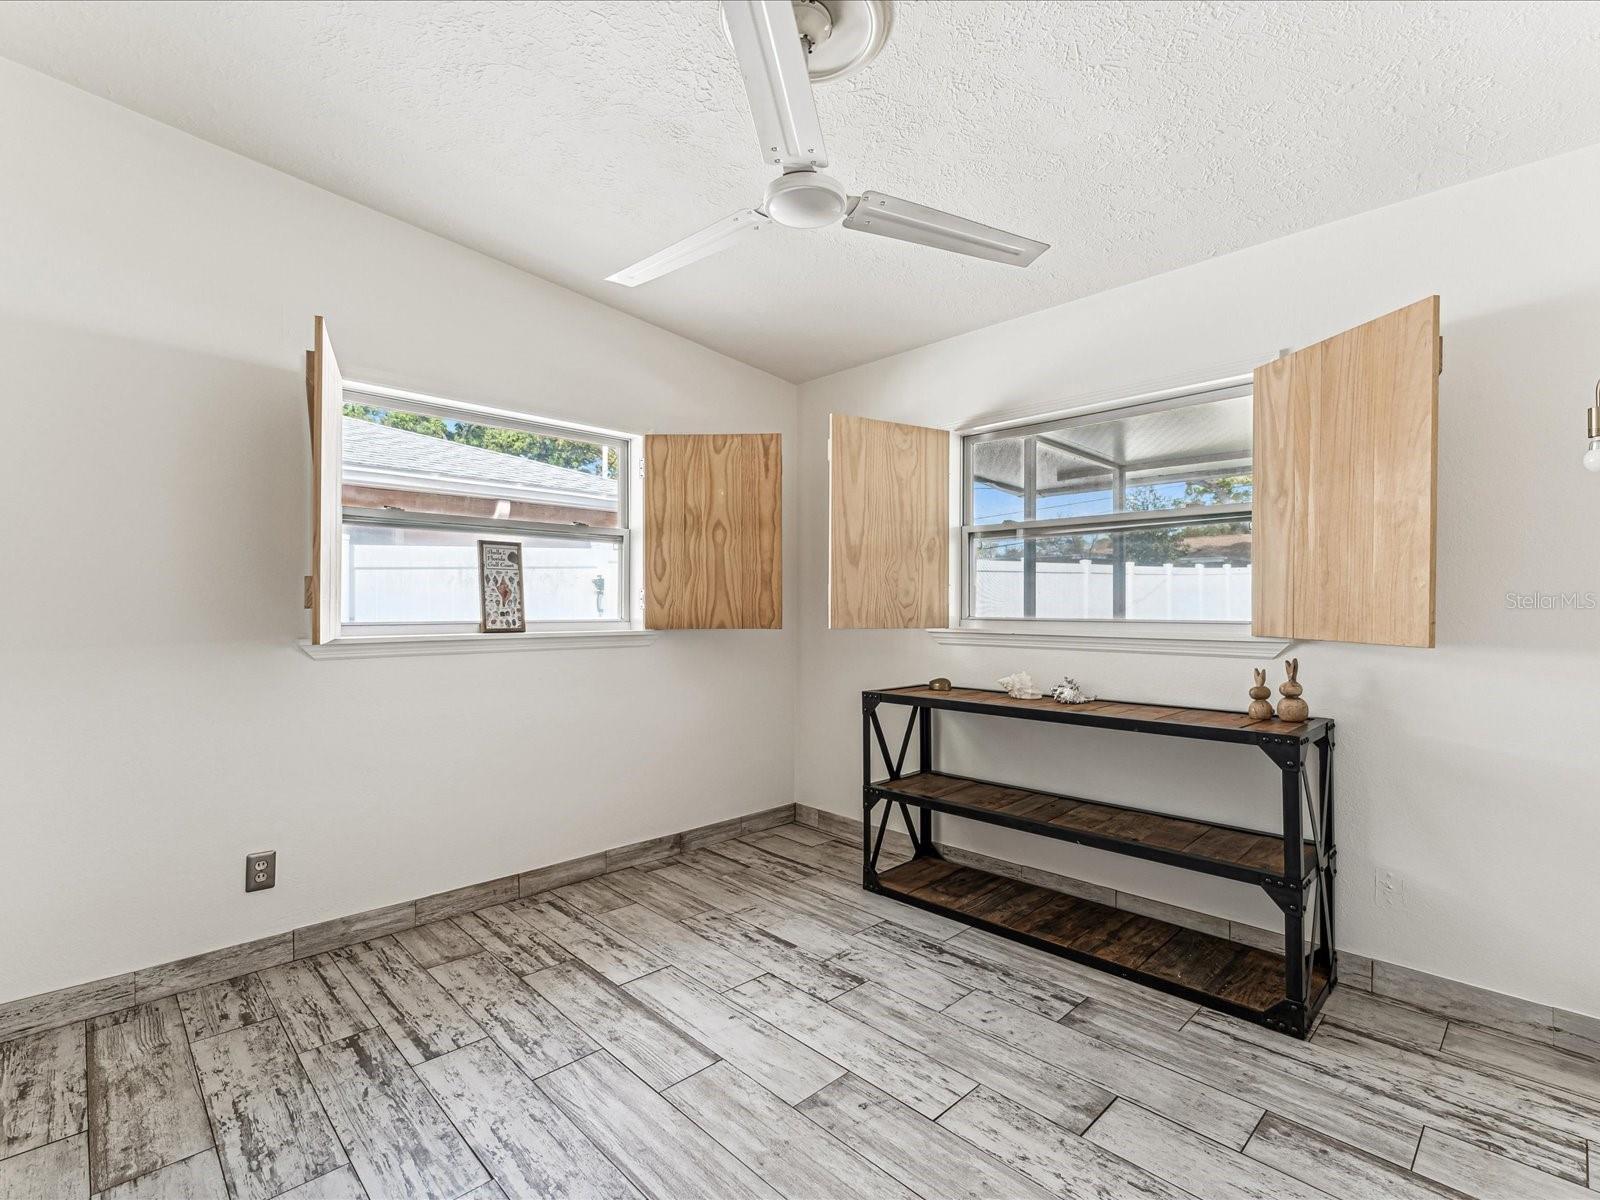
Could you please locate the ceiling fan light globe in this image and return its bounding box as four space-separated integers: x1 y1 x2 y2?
764 170 848 228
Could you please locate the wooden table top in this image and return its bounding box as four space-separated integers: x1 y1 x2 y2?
869 685 1330 742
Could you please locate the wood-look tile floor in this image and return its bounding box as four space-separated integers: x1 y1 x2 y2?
4 824 1599 1199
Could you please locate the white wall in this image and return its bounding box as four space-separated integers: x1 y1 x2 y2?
0 60 798 1005
797 145 1600 1018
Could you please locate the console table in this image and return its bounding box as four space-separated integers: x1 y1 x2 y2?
861 684 1336 1038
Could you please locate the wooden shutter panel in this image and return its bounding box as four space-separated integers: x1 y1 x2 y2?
1252 296 1439 647
829 414 950 629
644 433 782 629
307 316 344 645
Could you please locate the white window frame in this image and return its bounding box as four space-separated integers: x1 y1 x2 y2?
305 379 651 656
945 376 1288 657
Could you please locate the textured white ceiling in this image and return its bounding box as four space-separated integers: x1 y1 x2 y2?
4 1 1600 381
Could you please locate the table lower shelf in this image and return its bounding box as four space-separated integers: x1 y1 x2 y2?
874 856 1330 1023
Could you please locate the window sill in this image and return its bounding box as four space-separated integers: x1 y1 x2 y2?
299 628 657 660
929 623 1290 659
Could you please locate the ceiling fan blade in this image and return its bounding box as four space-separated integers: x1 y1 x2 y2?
605 209 771 287
721 0 829 169
843 191 1049 267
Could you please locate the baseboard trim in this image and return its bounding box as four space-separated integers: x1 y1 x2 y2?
795 802 1599 1056
0 803 795 1043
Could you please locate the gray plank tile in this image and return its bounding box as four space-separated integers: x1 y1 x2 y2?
543 876 634 916
519 852 606 898
417 1041 641 1200
829 941 972 1010
936 844 1111 905
0 1021 85 1160
665 1061 919 1200
728 976 973 1118
949 926 1197 1026
601 869 711 921
87 999 213 1194
836 984 1111 1133
95 1149 227 1199
1320 986 1449 1051
452 906 567 974
767 823 835 846
736 871 880 935
429 953 596 1079
0 974 134 1045
300 1028 488 1200
537 1051 779 1199
861 924 1084 1019
605 834 681 872
627 968 842 1104
1245 1113 1474 1200
190 1020 344 1200
332 938 484 1066
680 912 864 1001
1442 1021 1600 1103
733 898 855 958
597 903 762 991
176 974 276 1043
743 832 857 879
947 990 1262 1148
646 863 758 913
939 1086 1191 1200
672 848 758 879
457 1182 507 1200
1412 1126 1596 1199
415 876 519 925
258 956 375 1055
133 935 293 1004
799 1074 1057 1200
512 898 664 984
392 921 483 970
795 870 969 941
1555 1009 1600 1063
1306 1019 1595 1182
1084 1097 1329 1200
272 1165 368 1200
1373 961 1556 1043
0 1133 88 1199
1212 1009 1598 1180
293 902 415 961
1065 998 1420 1165
700 838 814 882
525 961 715 1090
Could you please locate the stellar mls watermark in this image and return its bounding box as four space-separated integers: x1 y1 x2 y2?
1505 589 1598 610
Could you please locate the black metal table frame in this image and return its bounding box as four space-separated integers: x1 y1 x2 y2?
861 689 1337 1038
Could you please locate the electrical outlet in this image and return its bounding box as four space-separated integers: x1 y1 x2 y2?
246 850 276 893
1376 867 1403 911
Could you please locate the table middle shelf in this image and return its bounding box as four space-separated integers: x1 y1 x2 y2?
871 769 1317 888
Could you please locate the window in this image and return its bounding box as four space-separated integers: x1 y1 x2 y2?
962 384 1252 624
338 387 631 634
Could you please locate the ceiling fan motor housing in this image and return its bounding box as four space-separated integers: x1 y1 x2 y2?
764 170 848 228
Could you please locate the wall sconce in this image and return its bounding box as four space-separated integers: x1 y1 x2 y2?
1587 380 1600 472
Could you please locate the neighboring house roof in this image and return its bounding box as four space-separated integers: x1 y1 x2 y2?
342 416 618 509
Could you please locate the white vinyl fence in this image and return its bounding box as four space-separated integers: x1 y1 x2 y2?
973 559 1251 621
342 538 621 623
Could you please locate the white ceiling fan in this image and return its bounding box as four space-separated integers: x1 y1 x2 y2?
606 0 1049 287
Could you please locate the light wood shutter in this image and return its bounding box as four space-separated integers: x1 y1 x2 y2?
307 316 344 645
1252 296 1440 647
644 433 782 629
829 413 950 629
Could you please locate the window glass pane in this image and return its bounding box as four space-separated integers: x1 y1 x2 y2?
341 401 621 528
972 519 1252 621
341 525 622 624
969 394 1252 525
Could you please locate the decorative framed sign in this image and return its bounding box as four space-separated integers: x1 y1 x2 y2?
478 540 526 633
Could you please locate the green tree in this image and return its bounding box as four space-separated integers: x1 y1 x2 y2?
344 405 617 477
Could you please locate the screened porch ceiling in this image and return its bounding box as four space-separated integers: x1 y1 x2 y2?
972 394 1253 494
